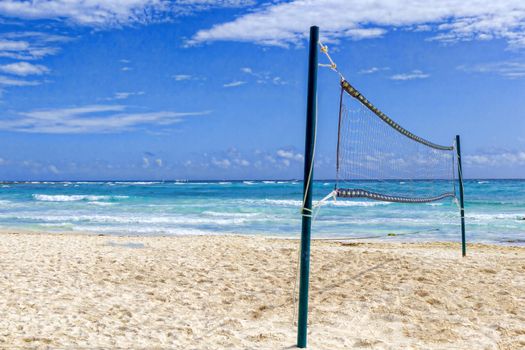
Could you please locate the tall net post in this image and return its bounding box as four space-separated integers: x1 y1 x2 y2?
297 25 318 349
456 135 466 256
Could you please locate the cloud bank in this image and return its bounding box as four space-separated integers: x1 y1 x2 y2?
0 104 209 133
0 0 254 27
188 0 525 48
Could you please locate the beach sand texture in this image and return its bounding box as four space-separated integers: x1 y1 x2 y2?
0 231 524 349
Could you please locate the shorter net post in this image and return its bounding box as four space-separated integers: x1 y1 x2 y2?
456 135 466 257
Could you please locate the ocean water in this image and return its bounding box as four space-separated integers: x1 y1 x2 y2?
0 180 523 244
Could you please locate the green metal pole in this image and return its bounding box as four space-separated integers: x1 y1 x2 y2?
297 25 318 349
456 135 466 257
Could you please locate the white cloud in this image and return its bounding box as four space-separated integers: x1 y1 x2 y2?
390 70 429 81
141 152 165 168
268 148 306 168
21 105 126 119
458 61 525 79
0 32 70 60
359 67 379 74
240 67 285 85
358 67 389 74
219 148 251 168
0 0 254 27
212 157 231 168
414 24 432 32
276 149 304 166
0 39 28 51
264 155 276 164
0 75 41 86
111 91 145 100
3 31 71 43
223 80 245 88
188 0 525 48
233 158 250 167
48 164 59 174
346 28 387 40
0 33 67 95
173 74 193 81
465 151 525 166
0 62 49 76
0 44 58 60
172 74 205 81
0 104 209 133
183 147 308 173
121 67 132 72
178 0 254 7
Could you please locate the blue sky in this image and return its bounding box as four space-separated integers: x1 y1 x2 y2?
0 0 524 180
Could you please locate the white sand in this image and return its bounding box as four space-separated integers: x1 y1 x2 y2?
0 230 524 349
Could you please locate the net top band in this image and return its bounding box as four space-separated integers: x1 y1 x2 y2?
336 188 456 203
341 80 454 151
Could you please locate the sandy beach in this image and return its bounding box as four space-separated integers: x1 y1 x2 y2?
0 230 524 349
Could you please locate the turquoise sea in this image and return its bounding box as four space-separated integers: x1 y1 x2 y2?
0 180 523 244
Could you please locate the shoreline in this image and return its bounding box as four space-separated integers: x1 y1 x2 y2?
1 227 524 248
1 230 524 348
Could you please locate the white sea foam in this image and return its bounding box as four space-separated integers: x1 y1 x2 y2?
34 194 107 202
203 211 259 218
259 199 301 206
7 213 251 226
468 213 523 221
243 181 256 185
70 225 226 236
0 200 13 207
218 182 232 185
263 181 276 184
477 181 490 184
33 194 128 202
115 181 161 185
40 223 73 227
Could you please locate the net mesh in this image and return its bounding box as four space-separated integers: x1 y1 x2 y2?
336 80 456 203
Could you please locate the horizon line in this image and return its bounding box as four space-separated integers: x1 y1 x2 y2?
1 178 524 183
